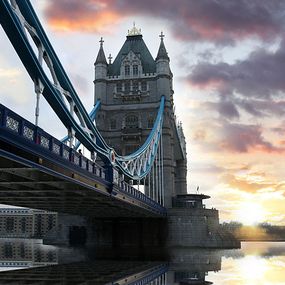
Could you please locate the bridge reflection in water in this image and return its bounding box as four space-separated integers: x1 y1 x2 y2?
0 239 222 284
0 240 283 285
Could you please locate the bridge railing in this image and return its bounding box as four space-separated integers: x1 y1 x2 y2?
0 104 166 215
119 181 165 211
0 104 107 180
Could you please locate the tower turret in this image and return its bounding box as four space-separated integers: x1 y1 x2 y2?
156 32 170 74
156 32 172 101
94 37 107 104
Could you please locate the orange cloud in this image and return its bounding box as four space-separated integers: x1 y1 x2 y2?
223 173 275 193
47 11 121 33
44 0 284 45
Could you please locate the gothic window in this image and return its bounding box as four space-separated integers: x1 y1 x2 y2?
116 82 122 93
148 117 154 128
125 114 139 129
20 217 26 233
141 81 147 91
125 65 130 76
125 82 130 93
133 65 138 76
110 119 116 130
20 243 25 258
4 243 13 258
132 81 139 92
5 217 14 232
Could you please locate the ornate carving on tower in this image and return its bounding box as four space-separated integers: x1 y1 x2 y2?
128 22 142 36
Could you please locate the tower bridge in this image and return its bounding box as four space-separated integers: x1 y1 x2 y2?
0 0 240 249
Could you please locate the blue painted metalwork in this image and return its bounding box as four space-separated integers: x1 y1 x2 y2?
61 99 101 148
0 0 165 180
0 104 167 216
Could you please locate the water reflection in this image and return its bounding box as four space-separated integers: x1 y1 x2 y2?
208 242 285 285
0 239 283 284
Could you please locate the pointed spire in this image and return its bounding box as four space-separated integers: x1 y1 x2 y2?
156 31 169 61
95 37 107 65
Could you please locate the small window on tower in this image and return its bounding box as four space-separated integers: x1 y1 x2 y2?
125 115 139 128
133 81 139 92
116 82 122 93
141 81 147 91
133 65 138 76
125 65 130 76
125 82 130 93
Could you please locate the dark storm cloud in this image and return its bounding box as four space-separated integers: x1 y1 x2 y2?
44 0 285 44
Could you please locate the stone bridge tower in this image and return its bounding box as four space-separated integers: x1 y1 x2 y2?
94 26 187 208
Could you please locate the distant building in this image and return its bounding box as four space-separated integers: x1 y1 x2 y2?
0 239 57 268
0 208 57 238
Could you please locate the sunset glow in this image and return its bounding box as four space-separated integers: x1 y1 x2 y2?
236 202 267 226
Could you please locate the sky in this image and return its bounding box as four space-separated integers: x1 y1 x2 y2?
0 0 285 225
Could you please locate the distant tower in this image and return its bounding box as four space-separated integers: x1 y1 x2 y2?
93 26 187 207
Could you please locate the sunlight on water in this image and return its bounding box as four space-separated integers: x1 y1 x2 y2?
208 242 285 285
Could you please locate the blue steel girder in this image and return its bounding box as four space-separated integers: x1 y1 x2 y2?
0 0 165 180
61 99 102 149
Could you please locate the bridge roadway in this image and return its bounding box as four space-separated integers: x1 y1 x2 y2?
0 104 166 218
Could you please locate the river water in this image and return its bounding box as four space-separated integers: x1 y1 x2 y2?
0 239 283 284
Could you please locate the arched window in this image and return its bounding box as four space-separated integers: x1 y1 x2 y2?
133 65 138 76
116 82 122 93
125 65 130 76
124 82 130 93
125 114 139 129
141 81 147 91
132 81 139 92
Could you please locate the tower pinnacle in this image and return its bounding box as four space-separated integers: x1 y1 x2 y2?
127 22 142 36
95 37 107 65
156 31 169 61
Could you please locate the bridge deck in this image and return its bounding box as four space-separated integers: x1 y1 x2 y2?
0 104 166 218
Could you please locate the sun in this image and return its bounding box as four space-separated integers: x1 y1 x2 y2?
236 202 266 226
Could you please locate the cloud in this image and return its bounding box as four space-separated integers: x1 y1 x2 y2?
44 0 285 44
45 0 122 32
203 100 240 119
271 122 285 135
219 122 283 153
223 173 275 193
187 42 285 119
188 44 285 99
